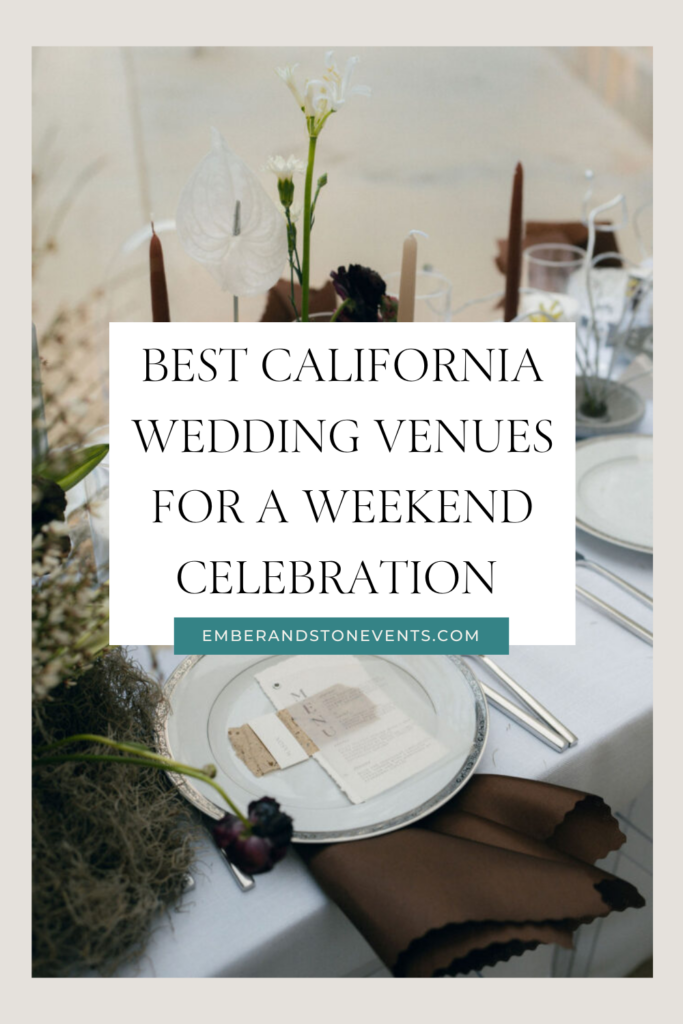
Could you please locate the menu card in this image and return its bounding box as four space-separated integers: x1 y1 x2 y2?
251 656 446 804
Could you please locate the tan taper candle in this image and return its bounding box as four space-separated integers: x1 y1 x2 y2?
397 232 418 323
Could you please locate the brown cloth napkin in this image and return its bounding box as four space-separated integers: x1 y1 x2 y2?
261 279 338 321
495 220 621 275
298 775 645 977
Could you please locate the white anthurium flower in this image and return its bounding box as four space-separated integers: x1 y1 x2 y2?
176 128 288 296
264 154 306 182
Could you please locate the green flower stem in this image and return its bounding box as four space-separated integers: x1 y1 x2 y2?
36 732 169 762
309 174 327 228
73 614 110 653
289 257 297 320
285 207 301 320
285 209 302 285
329 299 351 323
300 134 318 323
34 734 248 825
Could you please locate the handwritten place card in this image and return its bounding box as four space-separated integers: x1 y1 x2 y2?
229 710 318 776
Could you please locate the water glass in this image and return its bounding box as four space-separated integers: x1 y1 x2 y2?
384 270 452 322
523 243 586 294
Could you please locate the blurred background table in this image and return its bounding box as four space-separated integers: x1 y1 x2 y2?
32 46 652 437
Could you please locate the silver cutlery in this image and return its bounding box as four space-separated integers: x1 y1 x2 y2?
479 681 568 752
218 847 255 891
576 584 653 645
576 550 652 607
474 654 578 747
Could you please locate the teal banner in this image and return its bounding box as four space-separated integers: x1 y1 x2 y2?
174 617 509 655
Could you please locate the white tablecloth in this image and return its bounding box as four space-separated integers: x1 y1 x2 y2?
119 406 652 978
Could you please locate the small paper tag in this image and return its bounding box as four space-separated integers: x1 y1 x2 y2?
248 713 310 769
228 724 280 777
228 708 318 777
276 709 319 757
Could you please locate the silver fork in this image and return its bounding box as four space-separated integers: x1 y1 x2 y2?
576 550 652 607
576 551 653 645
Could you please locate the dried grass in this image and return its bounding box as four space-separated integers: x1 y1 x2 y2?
32 648 199 977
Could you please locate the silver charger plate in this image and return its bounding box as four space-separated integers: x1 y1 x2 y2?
576 434 653 553
157 653 488 843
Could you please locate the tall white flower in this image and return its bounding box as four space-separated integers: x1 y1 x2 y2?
322 51 371 109
276 52 370 136
176 129 288 296
275 64 305 109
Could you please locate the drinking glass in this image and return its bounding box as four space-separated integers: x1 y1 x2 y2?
384 270 452 322
523 243 586 294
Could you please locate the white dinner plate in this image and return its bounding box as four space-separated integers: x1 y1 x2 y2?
576 434 653 553
157 653 488 842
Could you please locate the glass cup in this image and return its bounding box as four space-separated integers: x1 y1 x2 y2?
384 270 452 322
523 243 586 294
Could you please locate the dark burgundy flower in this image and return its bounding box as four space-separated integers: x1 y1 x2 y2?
330 264 388 322
212 797 293 875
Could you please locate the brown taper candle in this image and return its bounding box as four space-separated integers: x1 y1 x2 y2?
503 163 524 322
150 223 171 322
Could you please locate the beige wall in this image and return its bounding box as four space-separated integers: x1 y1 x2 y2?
552 47 653 141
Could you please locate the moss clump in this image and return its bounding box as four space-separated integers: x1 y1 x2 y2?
32 648 199 977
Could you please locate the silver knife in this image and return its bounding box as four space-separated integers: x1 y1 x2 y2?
576 584 653 645
475 655 578 747
479 682 569 752
576 551 653 607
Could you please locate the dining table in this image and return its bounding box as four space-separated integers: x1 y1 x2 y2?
38 44 652 978
117 393 652 978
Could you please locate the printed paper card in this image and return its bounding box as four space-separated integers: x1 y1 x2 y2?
253 656 446 803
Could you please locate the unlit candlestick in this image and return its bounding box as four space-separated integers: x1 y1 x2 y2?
150 223 171 322
397 232 418 323
503 163 524 322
